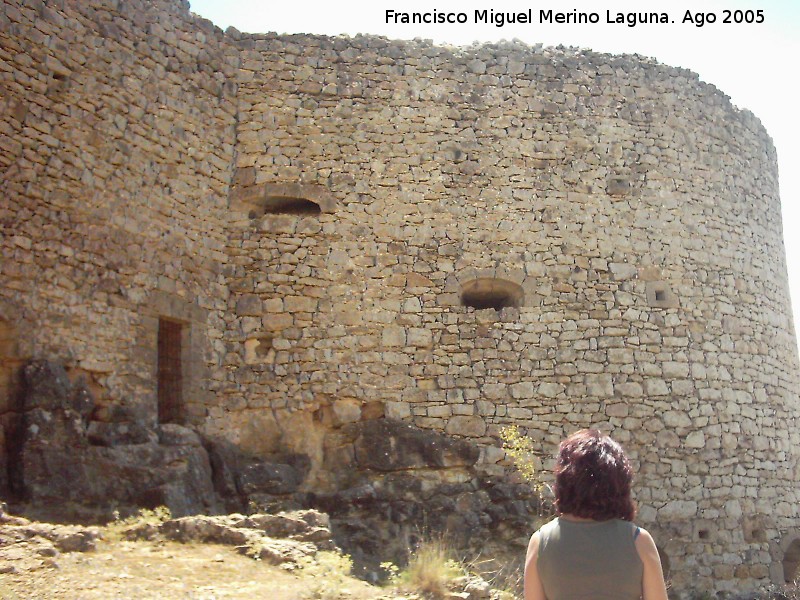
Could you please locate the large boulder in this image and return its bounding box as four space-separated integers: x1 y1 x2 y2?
308 419 544 578
10 360 219 520
204 437 312 512
19 361 72 412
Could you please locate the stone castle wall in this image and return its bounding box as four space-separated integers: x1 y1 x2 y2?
220 31 800 591
0 0 236 423
2 0 800 595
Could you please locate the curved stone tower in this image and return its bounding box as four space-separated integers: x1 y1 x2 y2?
1 0 799 595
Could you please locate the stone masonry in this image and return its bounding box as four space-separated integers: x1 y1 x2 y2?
2 0 800 596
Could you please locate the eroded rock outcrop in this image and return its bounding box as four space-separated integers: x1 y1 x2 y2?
11 361 218 520
310 419 543 575
8 360 543 579
124 509 335 568
352 418 480 472
206 438 312 513
0 504 100 574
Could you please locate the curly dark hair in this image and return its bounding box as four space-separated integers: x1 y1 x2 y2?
553 429 636 521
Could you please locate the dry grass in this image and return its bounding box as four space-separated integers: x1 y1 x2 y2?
298 550 364 600
102 506 172 542
473 558 523 599
398 537 464 599
1 511 519 600
0 536 394 600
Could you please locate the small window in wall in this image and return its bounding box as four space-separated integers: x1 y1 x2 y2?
157 318 184 424
461 278 524 311
646 281 679 309
232 182 337 218
784 539 800 583
261 195 321 216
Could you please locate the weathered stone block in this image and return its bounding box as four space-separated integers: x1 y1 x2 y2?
236 294 263 316
684 431 705 449
407 328 432 347
331 399 361 425
659 500 698 520
384 402 410 420
606 402 629 418
510 382 534 399
585 374 614 397
606 176 631 196
353 419 479 471
616 382 643 397
609 263 637 280
283 296 317 313
382 327 406 347
537 382 564 398
644 379 669 396
445 415 486 437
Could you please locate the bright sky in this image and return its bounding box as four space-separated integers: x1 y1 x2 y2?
189 0 800 345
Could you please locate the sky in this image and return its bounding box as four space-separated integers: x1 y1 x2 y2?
188 0 800 344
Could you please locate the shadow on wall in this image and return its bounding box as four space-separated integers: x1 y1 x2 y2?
0 317 25 494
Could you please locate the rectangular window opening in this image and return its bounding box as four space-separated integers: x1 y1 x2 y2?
158 318 184 424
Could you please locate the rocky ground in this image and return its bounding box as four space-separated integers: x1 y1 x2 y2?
0 507 511 600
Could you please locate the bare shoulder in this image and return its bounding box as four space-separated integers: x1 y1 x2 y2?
634 527 661 561
527 518 558 557
634 526 656 546
634 526 669 600
526 529 540 557
524 529 547 600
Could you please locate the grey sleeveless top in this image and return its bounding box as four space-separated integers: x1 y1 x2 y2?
537 517 643 600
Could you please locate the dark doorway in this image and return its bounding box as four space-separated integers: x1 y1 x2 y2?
157 318 184 423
